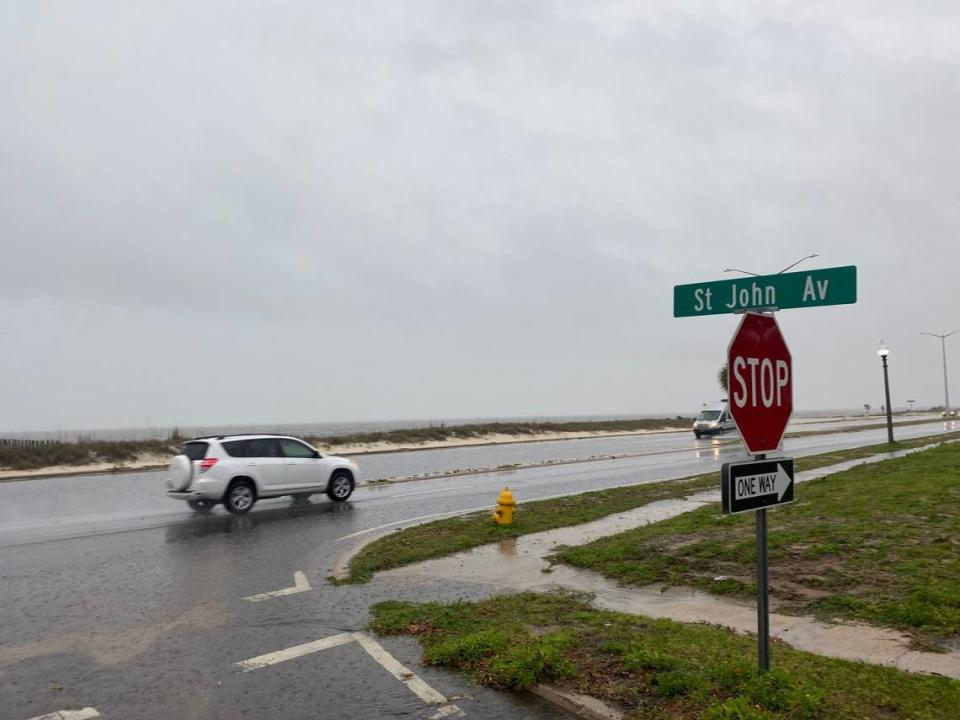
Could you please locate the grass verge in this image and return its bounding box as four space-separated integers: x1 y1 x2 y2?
371 592 960 719
556 441 960 639
342 432 960 583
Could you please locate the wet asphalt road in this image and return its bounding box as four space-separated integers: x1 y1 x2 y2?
1 418 956 720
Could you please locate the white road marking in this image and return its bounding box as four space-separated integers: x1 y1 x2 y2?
352 632 447 705
235 632 354 672
27 709 100 720
243 571 311 602
430 705 466 719
235 631 465 715
390 486 472 499
335 506 490 541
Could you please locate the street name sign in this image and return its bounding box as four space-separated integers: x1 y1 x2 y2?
728 312 793 454
722 458 795 514
673 265 857 317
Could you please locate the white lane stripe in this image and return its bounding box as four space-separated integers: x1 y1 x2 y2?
243 571 312 602
390 486 472 498
352 632 447 705
236 632 354 672
430 705 466 718
335 506 490 542
27 710 100 720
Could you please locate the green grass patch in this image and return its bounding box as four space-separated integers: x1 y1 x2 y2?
344 433 960 583
345 473 716 583
370 592 960 719
556 441 960 639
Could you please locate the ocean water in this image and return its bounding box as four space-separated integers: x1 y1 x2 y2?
2 409 870 443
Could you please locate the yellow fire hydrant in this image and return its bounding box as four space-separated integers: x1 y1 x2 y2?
492 486 516 525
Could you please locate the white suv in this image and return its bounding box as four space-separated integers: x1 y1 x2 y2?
165 435 358 513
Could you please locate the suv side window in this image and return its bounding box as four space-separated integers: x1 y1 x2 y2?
279 439 316 458
222 440 251 458
247 438 280 458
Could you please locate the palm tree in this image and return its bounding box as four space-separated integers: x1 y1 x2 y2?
718 362 728 393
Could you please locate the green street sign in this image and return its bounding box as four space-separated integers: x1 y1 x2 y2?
673 265 857 317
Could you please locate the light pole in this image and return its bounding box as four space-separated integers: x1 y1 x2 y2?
878 343 894 443
921 330 958 417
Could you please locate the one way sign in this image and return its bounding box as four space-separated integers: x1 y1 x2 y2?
722 458 795 515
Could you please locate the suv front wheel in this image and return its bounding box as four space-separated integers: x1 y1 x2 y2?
224 479 257 514
326 471 354 502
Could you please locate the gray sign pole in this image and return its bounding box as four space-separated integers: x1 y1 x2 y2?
754 453 770 672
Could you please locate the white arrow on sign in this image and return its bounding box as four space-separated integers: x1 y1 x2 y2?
734 464 792 502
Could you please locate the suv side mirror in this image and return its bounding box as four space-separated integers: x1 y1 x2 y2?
312 450 321 459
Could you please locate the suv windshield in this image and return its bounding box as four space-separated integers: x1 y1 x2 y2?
697 410 722 421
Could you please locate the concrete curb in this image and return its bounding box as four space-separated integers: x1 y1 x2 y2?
0 463 167 484
529 685 624 720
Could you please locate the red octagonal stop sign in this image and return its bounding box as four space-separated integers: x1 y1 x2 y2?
727 312 793 454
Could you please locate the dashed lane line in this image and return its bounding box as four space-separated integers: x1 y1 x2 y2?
243 571 311 602
27 709 100 720
334 506 490 542
389 486 473 499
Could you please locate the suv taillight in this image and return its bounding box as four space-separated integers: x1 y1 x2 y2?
200 458 218 472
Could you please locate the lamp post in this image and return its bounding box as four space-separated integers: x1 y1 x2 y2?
878 343 894 443
921 330 958 417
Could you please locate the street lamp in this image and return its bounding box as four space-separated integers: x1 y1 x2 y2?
921 330 958 417
878 342 894 443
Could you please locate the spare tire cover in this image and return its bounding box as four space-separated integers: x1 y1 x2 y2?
166 455 193 491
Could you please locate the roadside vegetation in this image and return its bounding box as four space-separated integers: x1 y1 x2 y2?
1 415 950 473
371 592 960 719
0 419 692 472
0 435 182 471
307 418 693 448
342 432 960 583
557 441 960 640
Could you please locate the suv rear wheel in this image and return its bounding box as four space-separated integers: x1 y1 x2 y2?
326 471 354 502
224 479 256 514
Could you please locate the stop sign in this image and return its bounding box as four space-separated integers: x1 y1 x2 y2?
727 312 793 454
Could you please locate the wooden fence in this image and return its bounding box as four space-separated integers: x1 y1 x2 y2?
0 438 61 447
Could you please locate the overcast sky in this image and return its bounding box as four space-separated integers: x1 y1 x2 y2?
2 2 959 432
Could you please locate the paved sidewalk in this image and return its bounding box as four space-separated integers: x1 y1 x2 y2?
382 443 960 679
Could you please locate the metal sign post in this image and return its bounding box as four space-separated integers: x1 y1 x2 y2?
754 452 770 672
756 503 770 671
721 455 795 671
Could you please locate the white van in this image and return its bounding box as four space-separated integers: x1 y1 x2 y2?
693 400 737 439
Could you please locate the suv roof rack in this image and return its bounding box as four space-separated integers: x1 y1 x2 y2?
188 433 297 441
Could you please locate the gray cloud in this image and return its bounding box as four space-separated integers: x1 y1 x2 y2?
2 1 959 430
